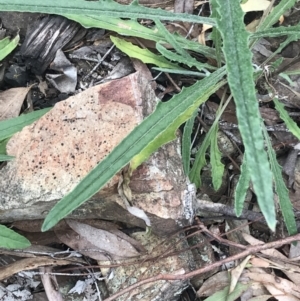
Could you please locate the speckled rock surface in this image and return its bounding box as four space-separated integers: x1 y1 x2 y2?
0 72 195 235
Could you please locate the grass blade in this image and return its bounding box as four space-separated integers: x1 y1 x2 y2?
273 97 300 140
215 0 275 230
256 0 296 32
262 125 297 235
42 68 226 231
210 126 224 190
251 24 300 39
234 157 251 217
156 43 212 73
189 121 217 188
182 109 198 175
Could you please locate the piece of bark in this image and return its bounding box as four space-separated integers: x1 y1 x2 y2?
0 72 195 236
20 15 86 74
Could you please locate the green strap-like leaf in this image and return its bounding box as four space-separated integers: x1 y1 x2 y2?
262 125 297 235
111 36 180 69
215 0 275 230
182 109 198 175
251 24 300 39
234 157 251 217
210 127 224 191
156 43 212 73
0 35 19 61
189 121 218 188
0 225 31 249
42 67 226 231
0 108 51 140
273 97 300 140
0 0 216 25
210 0 223 68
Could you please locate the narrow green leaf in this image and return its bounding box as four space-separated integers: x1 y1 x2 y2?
215 0 275 230
210 0 223 68
256 0 296 32
152 68 209 77
234 157 251 216
0 225 31 249
0 0 216 25
111 36 180 69
262 125 297 235
0 108 51 140
189 123 216 188
273 97 300 140
210 127 224 190
42 68 226 231
64 14 218 60
279 73 297 86
156 43 212 73
0 154 14 161
182 109 198 175
251 24 300 39
0 35 19 61
154 19 190 58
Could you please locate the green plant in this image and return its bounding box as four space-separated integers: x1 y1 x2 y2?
0 0 298 235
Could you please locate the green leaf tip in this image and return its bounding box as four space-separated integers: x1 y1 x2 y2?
0 225 31 249
130 0 140 6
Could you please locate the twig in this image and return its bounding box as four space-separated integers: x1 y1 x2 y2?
83 44 115 80
103 232 300 301
194 199 266 224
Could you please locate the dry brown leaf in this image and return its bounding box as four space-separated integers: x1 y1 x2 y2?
250 257 272 268
0 86 31 121
55 224 111 261
245 271 300 299
67 220 140 258
264 284 300 301
197 271 230 297
241 0 271 12
0 257 71 281
243 233 300 285
81 219 146 253
198 23 212 45
230 255 252 293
